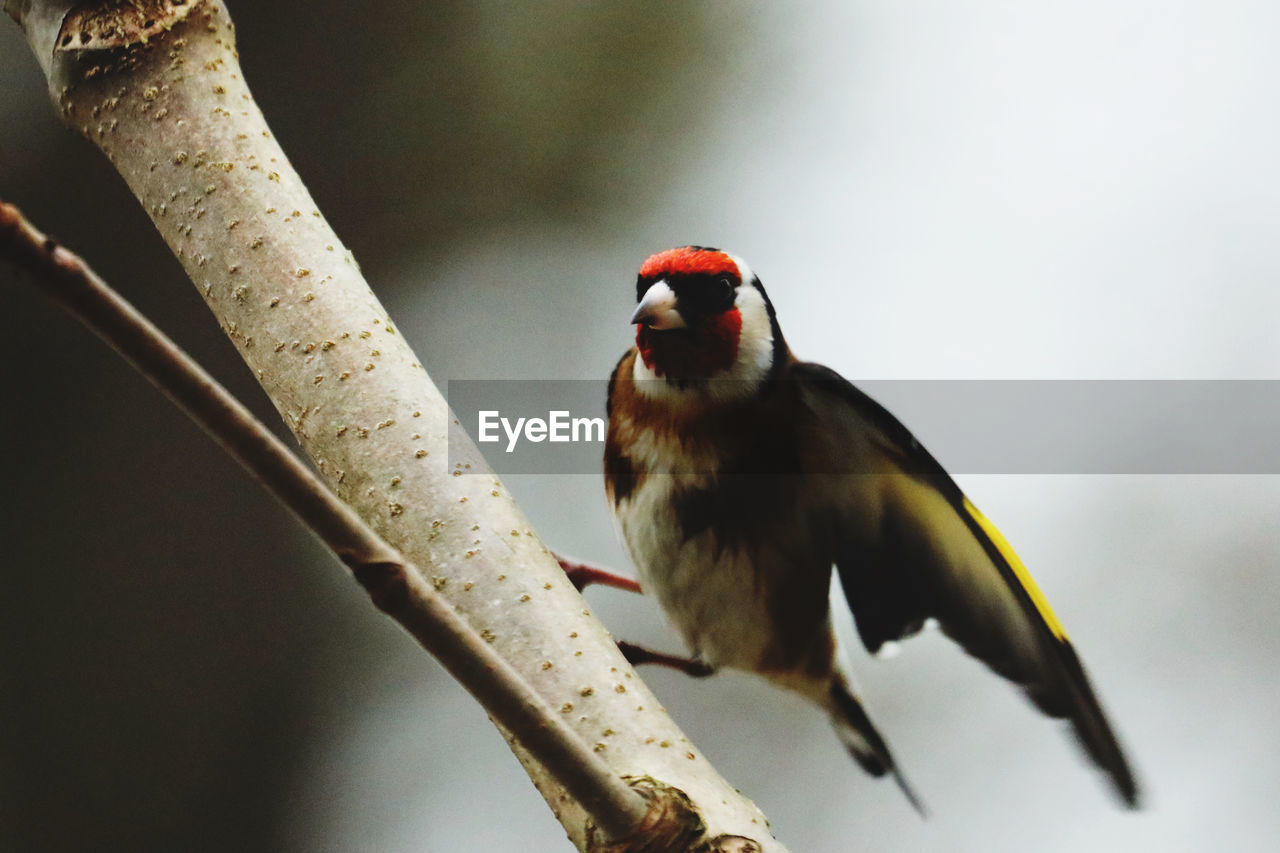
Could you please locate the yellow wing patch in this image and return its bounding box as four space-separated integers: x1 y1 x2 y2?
962 496 1070 642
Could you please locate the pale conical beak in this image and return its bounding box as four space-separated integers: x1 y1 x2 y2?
630 280 686 329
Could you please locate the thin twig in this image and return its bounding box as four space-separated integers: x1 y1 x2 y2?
0 198 650 841
556 552 645 594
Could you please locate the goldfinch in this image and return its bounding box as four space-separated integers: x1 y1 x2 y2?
601 245 1139 810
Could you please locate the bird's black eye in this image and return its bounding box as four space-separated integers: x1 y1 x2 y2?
718 276 735 300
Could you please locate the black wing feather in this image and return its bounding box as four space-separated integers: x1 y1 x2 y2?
791 361 1140 807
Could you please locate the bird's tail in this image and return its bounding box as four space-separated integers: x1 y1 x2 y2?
828 678 927 816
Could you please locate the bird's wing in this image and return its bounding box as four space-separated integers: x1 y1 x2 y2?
790 361 1139 807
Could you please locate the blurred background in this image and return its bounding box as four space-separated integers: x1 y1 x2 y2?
3 2 1279 850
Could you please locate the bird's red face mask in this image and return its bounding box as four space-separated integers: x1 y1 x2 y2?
632 247 743 380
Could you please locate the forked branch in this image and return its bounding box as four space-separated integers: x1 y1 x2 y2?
0 197 651 842
3 1 790 849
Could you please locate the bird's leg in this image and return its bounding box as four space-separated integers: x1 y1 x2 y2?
554 554 710 677
617 640 715 678
555 553 643 594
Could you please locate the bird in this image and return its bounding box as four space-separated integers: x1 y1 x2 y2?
599 244 1139 811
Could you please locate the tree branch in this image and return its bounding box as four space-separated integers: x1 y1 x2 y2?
4 1 789 849
0 197 650 841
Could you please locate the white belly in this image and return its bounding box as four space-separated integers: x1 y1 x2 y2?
615 474 776 671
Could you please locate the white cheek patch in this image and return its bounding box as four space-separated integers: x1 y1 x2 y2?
728 282 775 386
